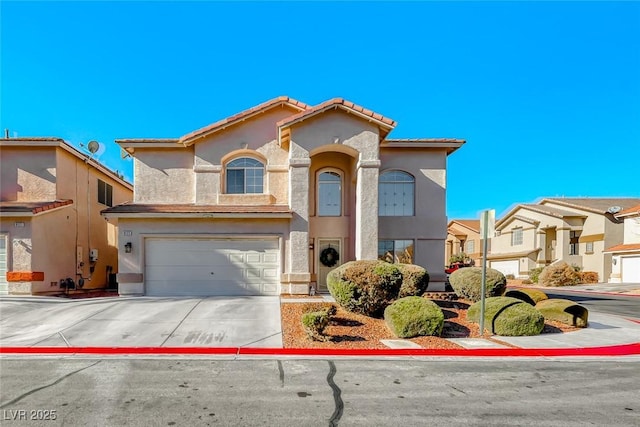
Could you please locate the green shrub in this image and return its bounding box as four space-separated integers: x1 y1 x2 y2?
539 262 581 287
397 264 430 298
578 271 599 284
301 302 337 316
327 260 402 317
301 311 330 341
468 297 545 336
504 288 548 306
449 253 468 264
384 297 444 338
528 267 544 284
536 299 589 328
448 267 507 302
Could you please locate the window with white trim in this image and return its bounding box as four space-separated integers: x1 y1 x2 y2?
466 240 475 254
226 158 264 194
511 227 523 246
318 171 341 216
379 171 415 216
585 241 594 253
570 231 580 255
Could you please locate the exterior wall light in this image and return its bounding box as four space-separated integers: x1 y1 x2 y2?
124 242 132 253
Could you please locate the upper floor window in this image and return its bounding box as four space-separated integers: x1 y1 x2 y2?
318 171 341 216
226 158 264 194
98 179 113 207
511 227 523 246
379 171 414 216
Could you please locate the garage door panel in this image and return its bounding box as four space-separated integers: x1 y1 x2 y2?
145 238 280 296
621 256 640 283
490 260 520 277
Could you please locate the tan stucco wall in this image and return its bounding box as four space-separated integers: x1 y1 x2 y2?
0 146 57 201
623 216 640 244
134 148 194 203
378 148 448 285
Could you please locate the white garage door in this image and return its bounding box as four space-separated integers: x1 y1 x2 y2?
0 235 7 295
621 256 640 283
490 260 520 277
145 238 280 296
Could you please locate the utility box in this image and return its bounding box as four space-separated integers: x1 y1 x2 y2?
89 249 99 262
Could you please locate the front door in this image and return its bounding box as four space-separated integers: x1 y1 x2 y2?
317 239 341 293
545 228 556 263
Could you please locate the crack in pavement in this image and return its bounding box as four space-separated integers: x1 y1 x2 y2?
277 360 285 388
0 360 102 408
160 299 204 347
327 361 344 427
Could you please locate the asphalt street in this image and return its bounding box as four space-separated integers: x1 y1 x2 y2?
541 290 640 320
0 358 639 426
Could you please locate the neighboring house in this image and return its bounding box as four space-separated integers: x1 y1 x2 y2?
488 197 640 281
445 220 483 266
0 137 133 295
605 204 640 283
102 96 464 296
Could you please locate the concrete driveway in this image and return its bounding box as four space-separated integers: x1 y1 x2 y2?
0 296 282 348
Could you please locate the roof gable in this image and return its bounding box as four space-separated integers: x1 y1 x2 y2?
540 197 640 215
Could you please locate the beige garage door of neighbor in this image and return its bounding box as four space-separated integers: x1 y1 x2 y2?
145 238 280 296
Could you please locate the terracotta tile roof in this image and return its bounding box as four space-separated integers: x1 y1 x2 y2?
604 243 640 253
451 219 480 232
541 198 640 215
617 204 640 217
276 98 397 131
0 137 64 142
102 203 291 215
385 138 465 143
0 200 73 214
179 96 310 145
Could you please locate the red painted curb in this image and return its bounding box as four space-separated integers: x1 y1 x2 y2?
1 343 638 357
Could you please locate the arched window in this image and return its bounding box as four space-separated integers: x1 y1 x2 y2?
318 171 341 216
226 158 264 194
379 171 414 216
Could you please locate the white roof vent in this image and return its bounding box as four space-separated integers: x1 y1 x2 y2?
607 206 622 214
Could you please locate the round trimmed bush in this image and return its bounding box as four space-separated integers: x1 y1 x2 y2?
397 264 430 298
327 260 402 317
384 296 444 338
449 267 507 302
538 261 581 287
504 288 548 306
536 298 589 328
468 296 545 336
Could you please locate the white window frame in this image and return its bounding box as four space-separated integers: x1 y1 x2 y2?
511 227 523 246
378 170 415 217
317 169 342 217
225 157 265 194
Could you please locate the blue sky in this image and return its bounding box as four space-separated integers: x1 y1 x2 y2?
2 1 639 220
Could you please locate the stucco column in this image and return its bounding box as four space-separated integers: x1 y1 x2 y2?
355 159 380 260
536 230 546 265
286 157 311 293
557 227 571 260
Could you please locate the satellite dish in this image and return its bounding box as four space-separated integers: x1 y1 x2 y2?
607 206 622 214
87 140 100 154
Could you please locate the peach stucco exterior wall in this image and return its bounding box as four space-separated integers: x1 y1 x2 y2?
133 148 194 203
379 147 449 287
0 147 57 201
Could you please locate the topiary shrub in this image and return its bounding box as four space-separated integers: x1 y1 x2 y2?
468 296 545 336
384 296 444 338
539 262 581 287
528 267 544 284
302 311 331 341
397 264 430 298
504 288 548 306
536 299 589 328
578 271 599 284
448 267 507 302
327 260 402 317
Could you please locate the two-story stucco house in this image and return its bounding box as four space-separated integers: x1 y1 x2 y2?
0 137 133 295
605 204 640 283
445 220 483 266
102 97 464 296
488 197 640 281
